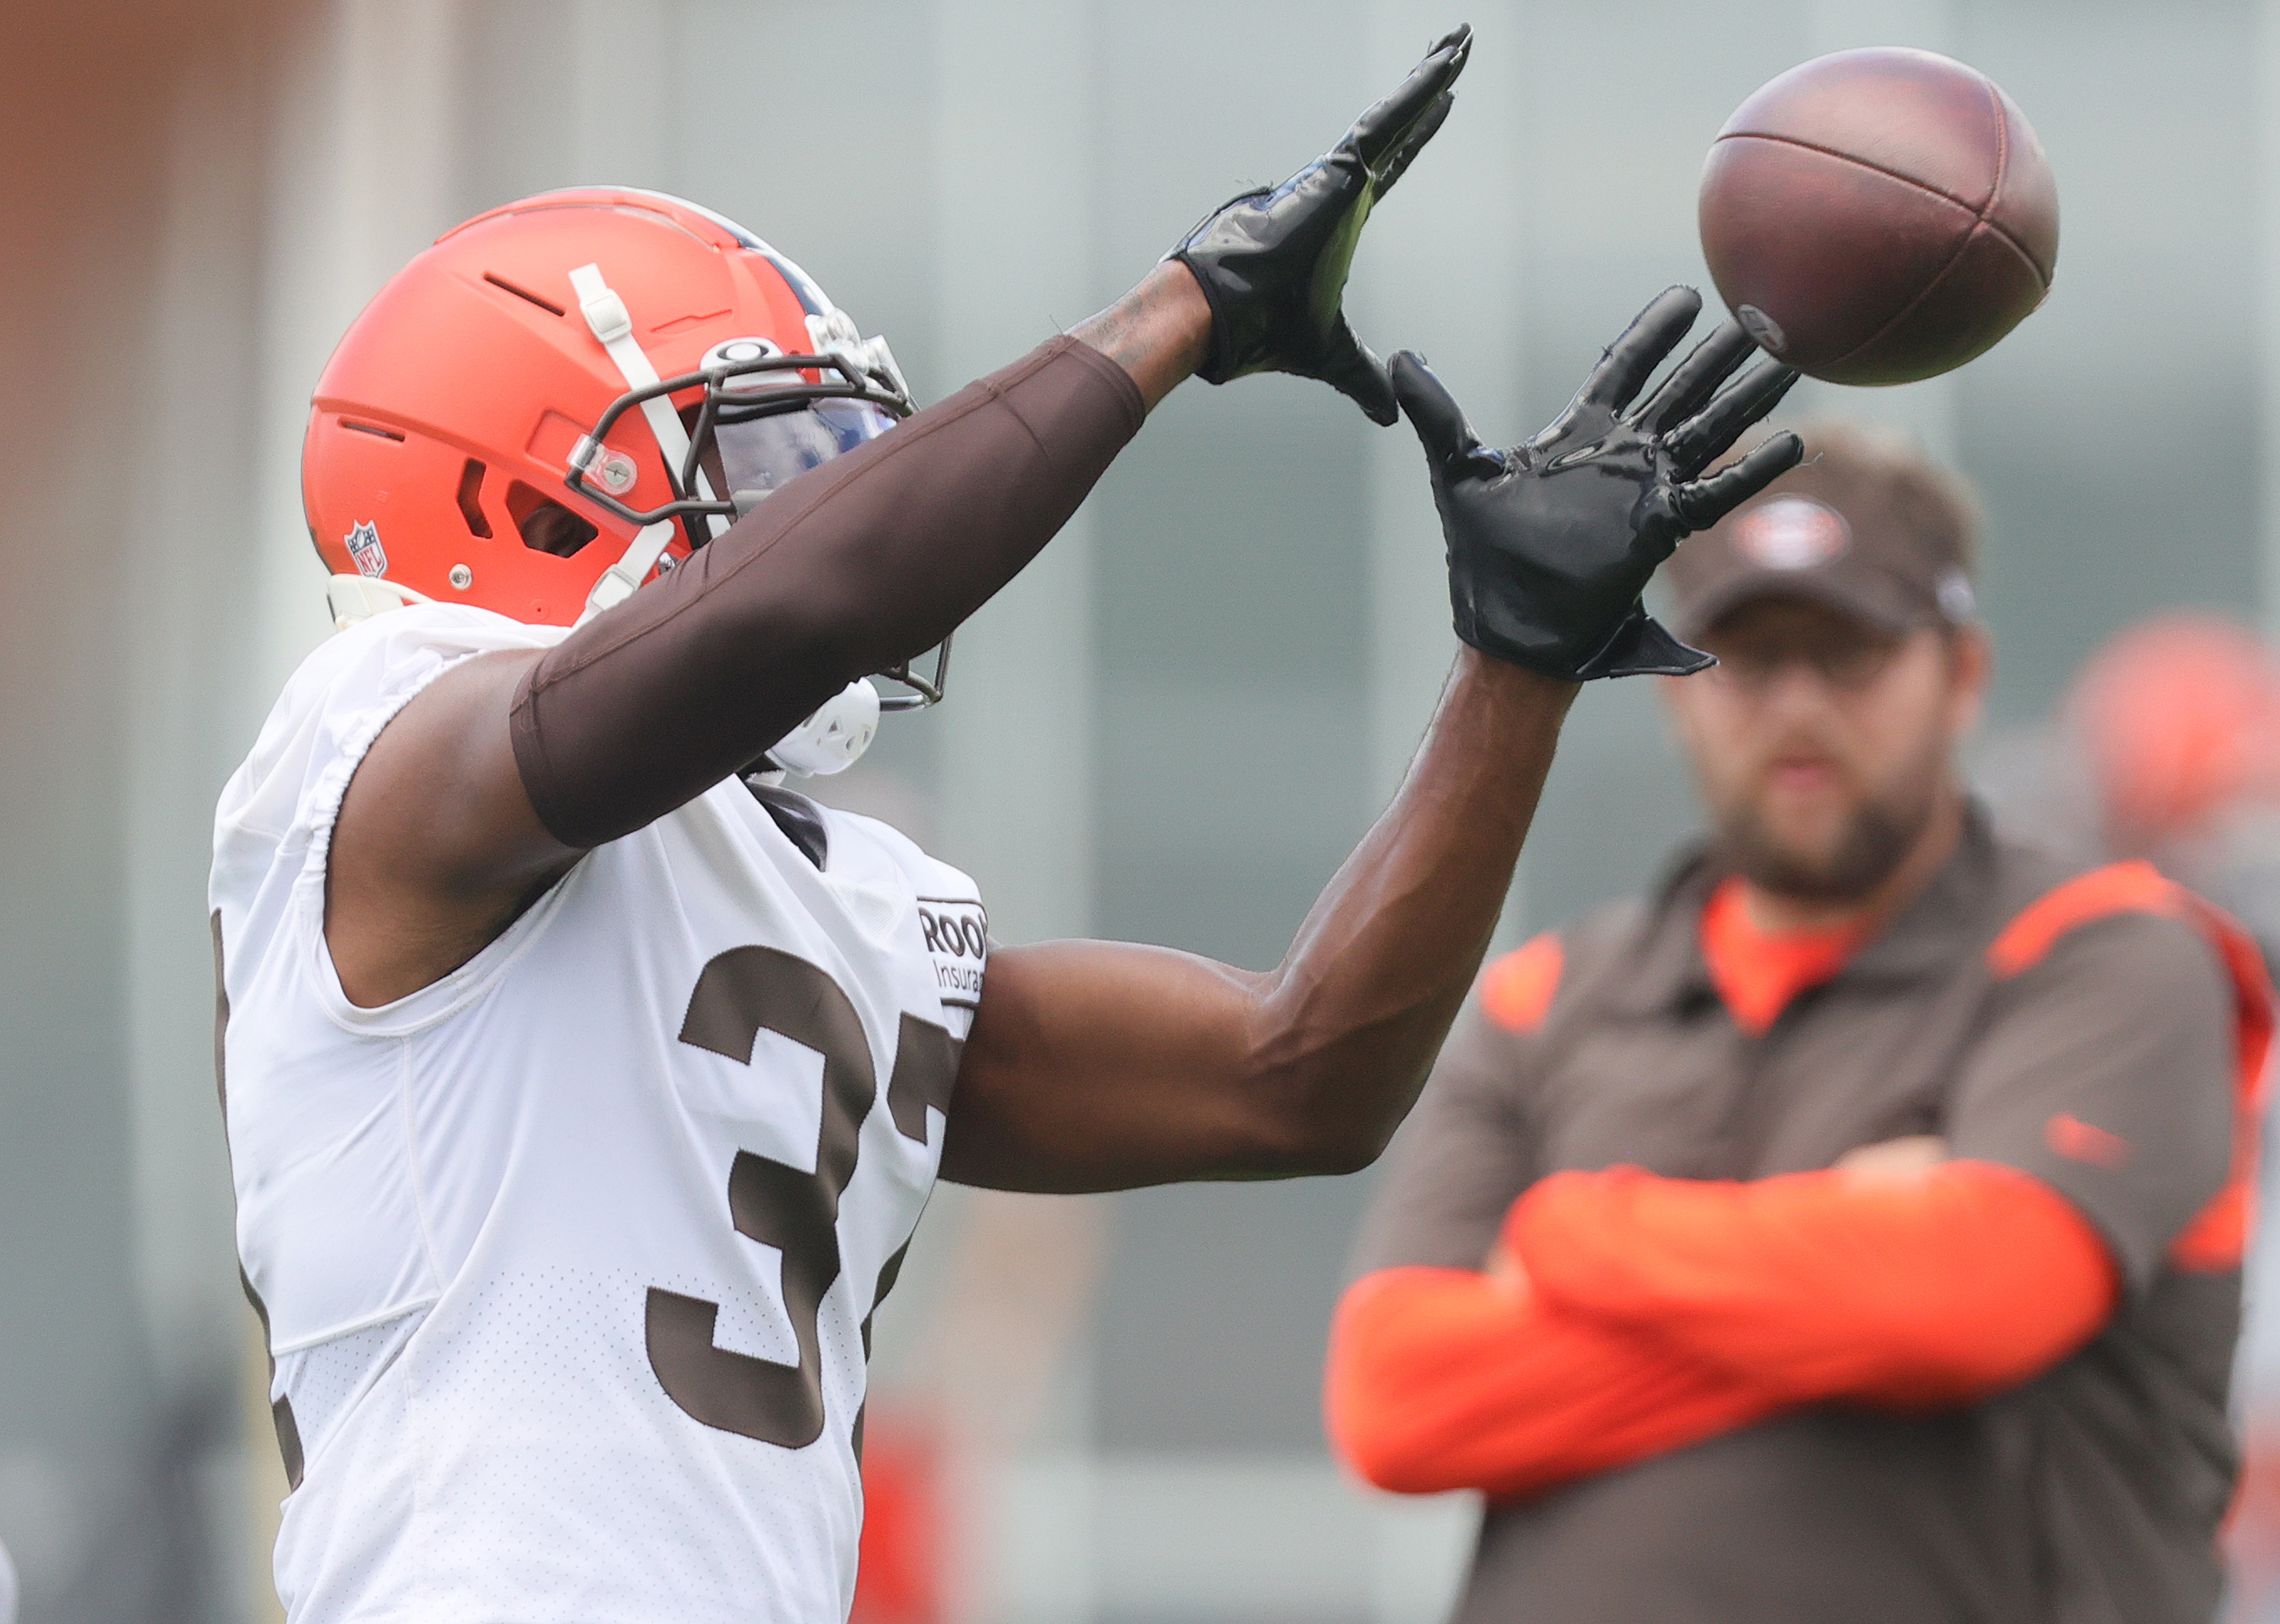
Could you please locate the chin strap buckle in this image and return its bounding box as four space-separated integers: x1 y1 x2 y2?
579 519 680 624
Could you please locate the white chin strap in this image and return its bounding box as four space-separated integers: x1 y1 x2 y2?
768 680 880 776
566 265 880 777
327 573 432 630
568 261 726 624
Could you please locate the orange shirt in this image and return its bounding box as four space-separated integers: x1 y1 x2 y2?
1697 876 1871 1036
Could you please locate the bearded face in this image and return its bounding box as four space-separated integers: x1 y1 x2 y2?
1664 597 1984 905
1713 725 1948 901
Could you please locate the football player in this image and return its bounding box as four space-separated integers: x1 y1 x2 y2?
212 28 1799 1621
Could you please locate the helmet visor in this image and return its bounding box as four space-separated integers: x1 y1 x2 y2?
712 398 897 507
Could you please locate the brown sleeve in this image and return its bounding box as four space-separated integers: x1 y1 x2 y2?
1350 959 1548 1276
510 336 1144 847
1948 908 2236 1293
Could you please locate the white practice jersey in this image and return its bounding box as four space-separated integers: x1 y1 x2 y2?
210 605 987 1623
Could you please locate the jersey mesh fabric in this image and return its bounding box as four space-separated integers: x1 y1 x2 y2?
213 606 982 1623
277 1309 428 1470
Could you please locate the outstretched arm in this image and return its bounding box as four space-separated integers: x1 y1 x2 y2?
327 291 1186 1007
321 34 1468 1003
322 29 1474 1009
944 291 1802 1190
945 652 1575 1188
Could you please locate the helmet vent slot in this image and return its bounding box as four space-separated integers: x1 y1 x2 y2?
482 271 565 316
507 481 598 558
455 460 493 538
339 419 405 441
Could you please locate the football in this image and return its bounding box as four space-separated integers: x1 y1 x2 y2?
1698 47 2058 386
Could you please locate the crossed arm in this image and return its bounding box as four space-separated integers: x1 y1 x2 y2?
1329 898 2254 1500
1328 1151 2118 1498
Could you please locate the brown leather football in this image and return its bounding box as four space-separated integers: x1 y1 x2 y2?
1698 48 2058 386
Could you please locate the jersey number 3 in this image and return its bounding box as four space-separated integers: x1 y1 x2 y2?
646 945 960 1448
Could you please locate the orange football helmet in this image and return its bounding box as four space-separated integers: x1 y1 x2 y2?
302 188 941 719
2069 614 2280 845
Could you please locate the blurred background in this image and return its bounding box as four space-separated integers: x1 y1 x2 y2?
4 0 2280 1620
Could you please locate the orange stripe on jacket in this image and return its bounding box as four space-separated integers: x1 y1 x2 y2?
1325 1265 1783 1499
1480 933 1563 1035
1989 861 2275 1272
1988 860 2179 978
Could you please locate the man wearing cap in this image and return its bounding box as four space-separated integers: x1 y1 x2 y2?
1324 425 2272 1623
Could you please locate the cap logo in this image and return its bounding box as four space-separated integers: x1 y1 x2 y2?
1732 496 1850 571
345 521 389 579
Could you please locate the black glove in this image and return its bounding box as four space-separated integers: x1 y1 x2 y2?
1168 26 1470 425
1392 287 1804 680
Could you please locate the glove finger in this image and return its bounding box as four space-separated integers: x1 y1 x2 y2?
1579 286 1701 414
1390 350 1486 465
1375 90 1454 196
1322 326 1400 426
1349 24 1474 168
1664 360 1800 475
1671 431 1805 530
1631 319 1757 434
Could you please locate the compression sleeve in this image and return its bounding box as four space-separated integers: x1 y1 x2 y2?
1324 1265 1786 1498
510 336 1145 847
1507 1160 2120 1410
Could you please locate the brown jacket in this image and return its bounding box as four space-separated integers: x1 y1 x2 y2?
1352 808 2261 1624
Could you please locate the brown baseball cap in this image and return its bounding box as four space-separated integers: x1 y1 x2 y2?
1661 421 1981 642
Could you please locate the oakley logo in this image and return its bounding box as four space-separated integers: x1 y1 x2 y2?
345 521 389 579
1732 496 1849 571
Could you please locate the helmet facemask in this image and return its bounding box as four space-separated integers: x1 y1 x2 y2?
307 189 951 773
562 328 950 717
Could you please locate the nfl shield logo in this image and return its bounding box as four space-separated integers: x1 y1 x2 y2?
345 521 388 578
